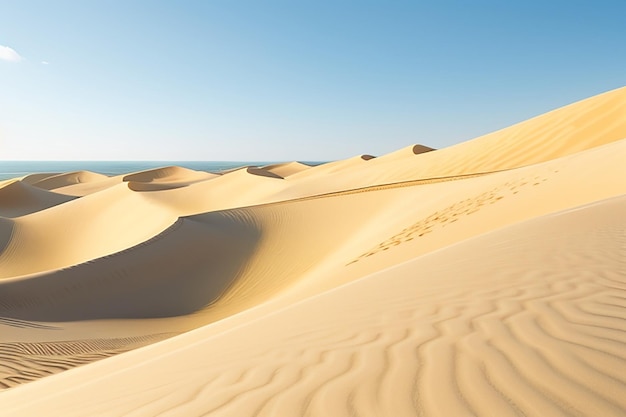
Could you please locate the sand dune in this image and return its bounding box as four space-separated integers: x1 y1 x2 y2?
51 175 126 196
0 180 76 217
0 87 624 416
30 170 109 191
126 166 290 216
124 166 218 191
0 217 13 257
0 194 623 416
262 161 312 177
308 86 626 188
51 166 218 195
287 154 376 179
19 172 61 185
0 213 260 321
370 143 435 161
122 165 216 184
0 183 178 278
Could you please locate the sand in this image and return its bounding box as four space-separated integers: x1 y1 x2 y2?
0 86 624 416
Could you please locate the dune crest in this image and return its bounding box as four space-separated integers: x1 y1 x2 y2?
0 180 76 217
288 154 375 179
31 170 108 190
312 86 626 188
20 172 61 185
262 161 312 177
122 166 213 183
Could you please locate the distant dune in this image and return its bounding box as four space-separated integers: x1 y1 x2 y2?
0 87 625 416
0 180 76 218
30 170 109 190
261 161 312 177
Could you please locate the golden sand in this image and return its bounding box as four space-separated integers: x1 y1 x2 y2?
0 87 625 416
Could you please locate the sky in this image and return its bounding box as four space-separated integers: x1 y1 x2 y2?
1 0 625 161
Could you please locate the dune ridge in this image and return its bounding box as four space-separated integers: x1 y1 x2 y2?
0 181 76 218
0 86 624 416
300 86 626 189
262 161 312 177
30 170 109 191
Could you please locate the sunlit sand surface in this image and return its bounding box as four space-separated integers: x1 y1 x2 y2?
0 87 625 416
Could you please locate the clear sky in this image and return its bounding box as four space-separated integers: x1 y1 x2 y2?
1 0 625 161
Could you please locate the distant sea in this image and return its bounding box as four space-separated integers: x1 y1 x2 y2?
0 161 327 181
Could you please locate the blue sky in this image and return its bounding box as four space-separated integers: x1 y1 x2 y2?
1 0 625 161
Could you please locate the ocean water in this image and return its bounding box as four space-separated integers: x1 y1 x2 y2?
0 161 326 181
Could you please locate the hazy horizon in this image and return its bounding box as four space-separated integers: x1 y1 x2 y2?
0 160 329 181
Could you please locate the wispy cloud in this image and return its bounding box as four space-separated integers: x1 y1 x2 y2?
41 61 49 65
0 45 23 62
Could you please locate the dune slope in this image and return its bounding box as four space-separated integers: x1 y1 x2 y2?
0 181 76 218
290 86 626 189
0 194 623 416
31 170 109 191
0 87 625 416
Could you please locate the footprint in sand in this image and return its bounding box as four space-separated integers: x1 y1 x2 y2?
347 174 552 265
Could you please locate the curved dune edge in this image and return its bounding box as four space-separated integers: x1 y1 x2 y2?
53 166 219 196
0 214 261 321
51 175 125 196
0 180 76 218
0 183 179 279
123 166 219 191
374 143 434 160
261 161 312 177
121 166 215 183
31 170 109 190
0 217 13 256
20 173 62 185
287 154 376 179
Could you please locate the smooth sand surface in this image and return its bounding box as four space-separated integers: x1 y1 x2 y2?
0 87 624 416
261 161 312 177
30 170 109 190
0 180 76 218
